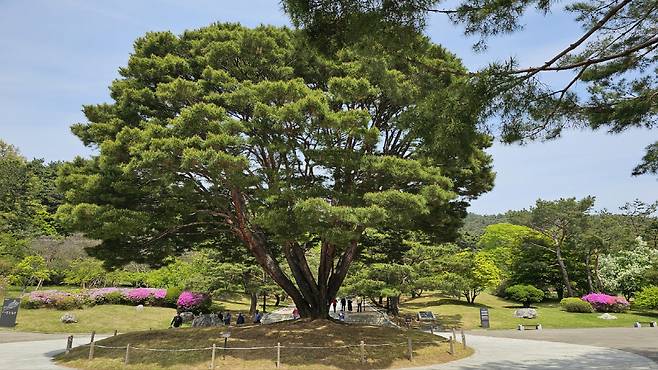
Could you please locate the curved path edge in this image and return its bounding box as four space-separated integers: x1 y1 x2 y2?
398 333 658 370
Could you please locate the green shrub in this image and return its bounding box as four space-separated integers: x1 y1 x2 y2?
165 287 183 307
634 286 658 310
505 284 545 307
104 291 125 305
560 297 593 313
20 297 41 309
53 296 84 310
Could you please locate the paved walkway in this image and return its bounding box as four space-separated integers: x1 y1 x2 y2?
0 333 102 370
472 327 658 364
401 333 658 370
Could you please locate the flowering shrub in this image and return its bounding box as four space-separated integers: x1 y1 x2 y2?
20 287 187 310
581 293 630 313
177 291 211 313
22 290 87 310
124 288 167 305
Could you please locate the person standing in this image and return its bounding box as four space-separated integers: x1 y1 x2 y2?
347 298 353 312
331 298 337 313
253 310 262 324
292 308 300 319
169 312 183 328
236 312 245 325
357 296 363 312
224 312 232 325
340 297 346 312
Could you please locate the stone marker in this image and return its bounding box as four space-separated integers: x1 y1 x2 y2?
135 304 144 311
60 313 78 323
598 313 617 320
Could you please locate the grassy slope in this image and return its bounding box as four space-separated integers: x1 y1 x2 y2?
0 286 281 334
399 292 658 330
57 320 471 370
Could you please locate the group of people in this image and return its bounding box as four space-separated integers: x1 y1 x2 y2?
169 309 263 328
330 296 365 314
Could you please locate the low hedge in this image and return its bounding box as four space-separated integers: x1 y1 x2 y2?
560 297 593 313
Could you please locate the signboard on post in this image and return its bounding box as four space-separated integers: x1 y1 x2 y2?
417 311 436 321
0 298 21 327
479 308 490 328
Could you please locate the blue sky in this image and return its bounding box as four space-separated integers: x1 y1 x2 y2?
0 0 655 214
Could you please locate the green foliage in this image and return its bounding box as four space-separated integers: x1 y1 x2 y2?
634 286 658 310
144 259 194 289
164 287 183 307
560 297 594 313
53 295 84 310
505 284 544 307
436 249 502 303
57 22 493 316
64 258 107 288
8 255 51 290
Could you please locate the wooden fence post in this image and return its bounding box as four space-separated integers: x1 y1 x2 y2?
276 342 281 368
449 336 455 356
124 343 131 366
88 340 95 360
90 330 95 344
114 329 118 336
407 337 413 361
452 327 457 342
210 343 216 370
66 335 73 354
461 328 466 349
360 340 365 364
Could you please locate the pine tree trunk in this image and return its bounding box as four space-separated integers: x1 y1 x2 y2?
555 248 574 297
585 253 595 293
389 295 400 316
249 292 258 315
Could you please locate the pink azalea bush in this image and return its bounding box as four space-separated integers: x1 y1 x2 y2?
581 293 629 313
22 287 179 310
177 291 211 313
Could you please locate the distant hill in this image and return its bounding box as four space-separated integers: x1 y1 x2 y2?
460 213 508 238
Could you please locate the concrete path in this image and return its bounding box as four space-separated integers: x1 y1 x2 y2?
471 327 658 364
401 333 658 370
0 333 104 370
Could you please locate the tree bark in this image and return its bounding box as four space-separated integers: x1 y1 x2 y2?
249 292 258 315
389 295 400 316
585 253 595 293
555 248 574 297
229 188 361 320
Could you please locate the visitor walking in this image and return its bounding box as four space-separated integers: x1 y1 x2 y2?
331 298 337 313
347 298 353 312
340 297 346 312
169 313 183 328
236 312 245 325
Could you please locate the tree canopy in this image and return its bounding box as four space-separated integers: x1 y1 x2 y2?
283 0 658 176
57 23 494 318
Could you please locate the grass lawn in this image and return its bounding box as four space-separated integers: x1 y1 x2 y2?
399 292 658 330
56 320 471 370
0 286 287 334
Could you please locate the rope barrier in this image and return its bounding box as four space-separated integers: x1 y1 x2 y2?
80 340 443 352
